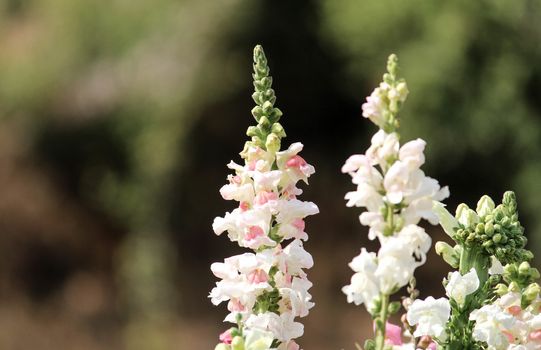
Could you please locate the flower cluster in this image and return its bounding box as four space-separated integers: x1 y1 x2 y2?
341 54 448 350
406 192 541 350
210 45 318 350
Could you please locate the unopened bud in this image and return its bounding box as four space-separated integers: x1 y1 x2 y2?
456 204 479 228
508 281 520 293
215 344 231 350
524 283 541 304
435 241 459 268
519 261 531 276
476 195 495 217
265 133 280 154
495 283 508 296
388 301 401 314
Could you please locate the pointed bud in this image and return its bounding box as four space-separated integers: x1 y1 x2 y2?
433 201 458 237
476 195 495 217
456 204 479 228
495 283 508 296
388 301 401 315
523 283 541 304
435 241 459 268
265 133 281 154
519 261 531 276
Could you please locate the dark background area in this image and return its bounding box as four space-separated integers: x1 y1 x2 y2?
0 0 540 349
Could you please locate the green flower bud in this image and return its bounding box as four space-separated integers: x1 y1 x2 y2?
387 301 401 315
475 223 485 234
456 204 479 228
476 195 495 217
215 344 231 350
433 201 458 237
435 241 459 268
523 283 541 306
508 281 520 292
493 234 502 244
265 133 281 154
271 122 286 138
531 268 540 280
519 261 531 276
485 222 494 237
231 336 245 350
494 283 508 296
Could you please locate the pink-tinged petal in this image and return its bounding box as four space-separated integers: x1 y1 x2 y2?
292 218 305 231
529 330 541 342
247 269 268 284
427 342 437 350
245 226 265 240
219 329 233 344
384 322 403 345
503 330 514 343
239 202 250 211
507 305 521 316
286 155 307 168
227 299 245 312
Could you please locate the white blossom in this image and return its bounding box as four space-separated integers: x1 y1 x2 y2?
445 268 480 307
407 296 451 340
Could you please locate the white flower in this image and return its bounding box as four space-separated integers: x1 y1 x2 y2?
445 268 480 307
245 312 304 342
376 238 417 293
407 296 451 340
366 130 399 167
470 304 515 349
362 86 387 128
342 248 380 310
243 328 274 350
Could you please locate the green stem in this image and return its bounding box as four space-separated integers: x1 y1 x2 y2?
375 293 389 350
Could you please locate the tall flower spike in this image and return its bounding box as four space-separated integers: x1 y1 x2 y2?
211 45 319 350
342 54 448 350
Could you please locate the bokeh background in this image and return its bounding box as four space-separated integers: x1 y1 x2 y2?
0 0 540 349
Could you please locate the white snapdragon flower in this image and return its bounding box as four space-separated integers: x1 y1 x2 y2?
342 248 380 310
245 312 304 343
407 297 451 340
470 304 515 349
362 85 388 129
445 268 480 307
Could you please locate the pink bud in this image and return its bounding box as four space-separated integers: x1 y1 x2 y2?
219 329 233 344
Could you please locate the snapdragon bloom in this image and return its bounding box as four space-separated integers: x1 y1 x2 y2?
210 45 318 349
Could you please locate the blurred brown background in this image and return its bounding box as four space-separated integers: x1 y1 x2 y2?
0 0 540 349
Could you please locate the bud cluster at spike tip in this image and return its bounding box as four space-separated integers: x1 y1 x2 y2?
210 45 318 350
